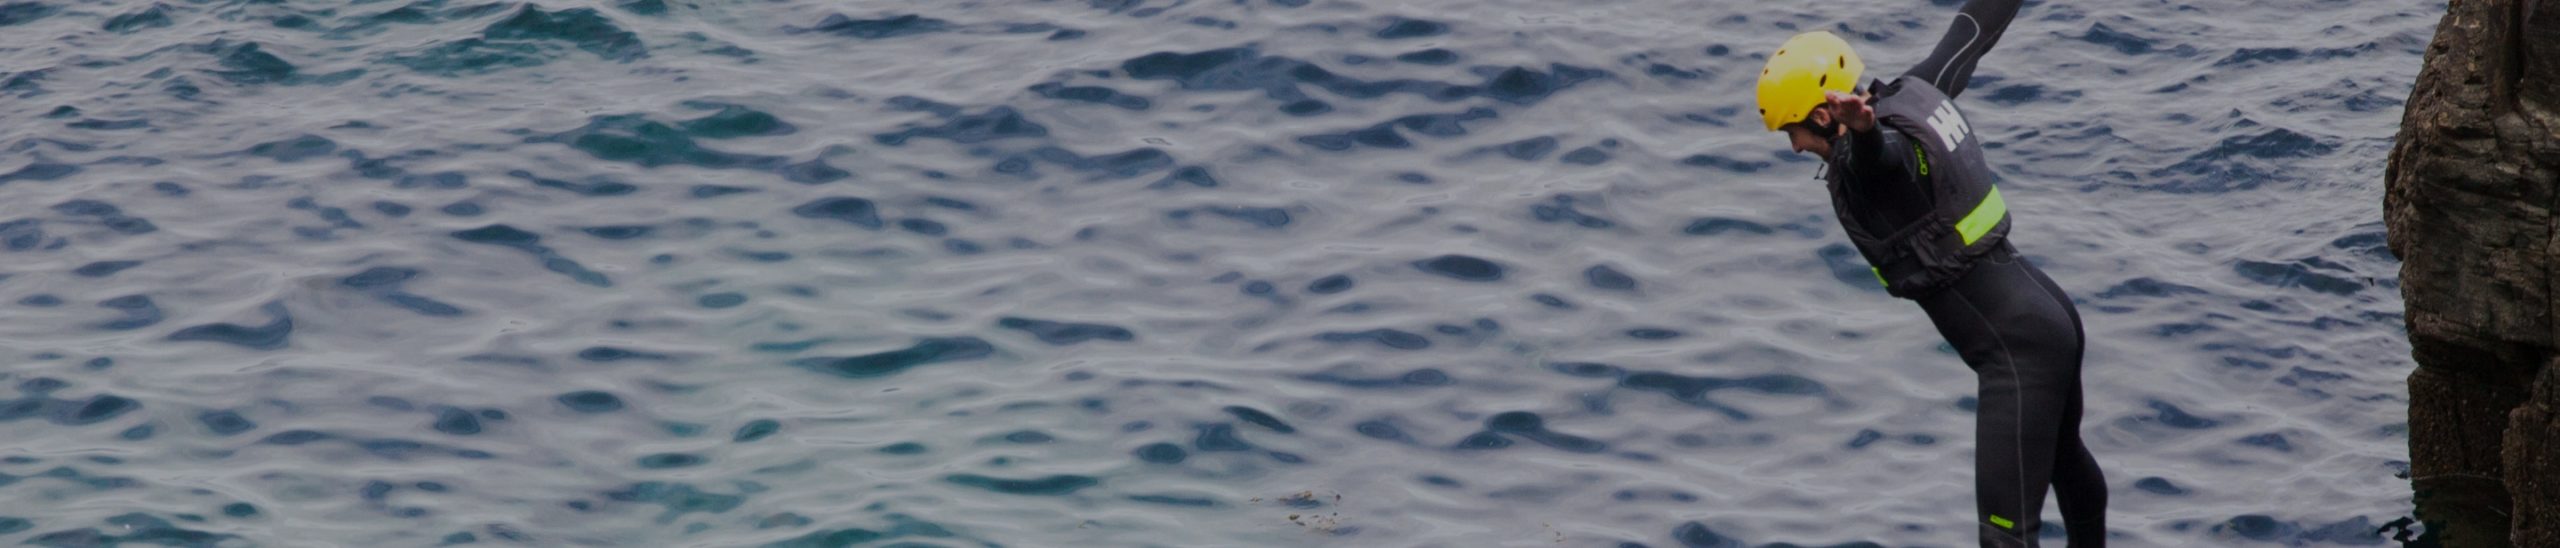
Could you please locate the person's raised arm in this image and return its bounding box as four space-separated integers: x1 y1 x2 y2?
1825 92 1920 187
1897 0 2025 99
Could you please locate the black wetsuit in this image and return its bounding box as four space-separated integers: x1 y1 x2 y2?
1823 0 2109 546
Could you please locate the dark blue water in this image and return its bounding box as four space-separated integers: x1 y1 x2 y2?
0 0 2430 545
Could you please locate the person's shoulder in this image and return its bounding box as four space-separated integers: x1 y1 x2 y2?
1870 76 1930 101
1866 77 1897 96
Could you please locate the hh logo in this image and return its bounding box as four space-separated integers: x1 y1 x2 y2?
1929 101 1971 147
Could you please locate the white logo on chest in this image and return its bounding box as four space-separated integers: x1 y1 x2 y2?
1928 101 1971 148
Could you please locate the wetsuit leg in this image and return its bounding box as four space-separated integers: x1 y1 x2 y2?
2032 263 2108 546
2052 400 2108 546
1916 245 2107 547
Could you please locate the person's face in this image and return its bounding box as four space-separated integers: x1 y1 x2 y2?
1782 107 1834 157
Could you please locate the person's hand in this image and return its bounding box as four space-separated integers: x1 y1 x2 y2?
1825 91 1875 133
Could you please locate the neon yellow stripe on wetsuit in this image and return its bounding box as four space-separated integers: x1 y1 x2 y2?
1955 186 2005 245
1869 184 2004 289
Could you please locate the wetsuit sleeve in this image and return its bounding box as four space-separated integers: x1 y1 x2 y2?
1841 126 1919 185
1897 0 2024 99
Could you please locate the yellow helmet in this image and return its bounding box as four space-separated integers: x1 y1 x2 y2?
1756 31 1865 131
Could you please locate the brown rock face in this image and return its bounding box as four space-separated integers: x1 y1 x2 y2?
2385 0 2560 546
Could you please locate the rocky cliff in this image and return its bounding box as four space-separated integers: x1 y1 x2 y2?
2384 0 2560 545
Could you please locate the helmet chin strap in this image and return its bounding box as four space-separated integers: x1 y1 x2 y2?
1790 107 1843 141
1808 118 1841 141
